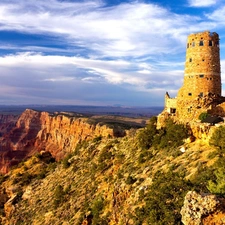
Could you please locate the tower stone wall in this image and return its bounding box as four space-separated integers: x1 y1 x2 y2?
178 31 221 100
158 31 224 125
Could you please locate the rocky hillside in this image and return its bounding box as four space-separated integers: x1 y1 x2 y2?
0 110 225 224
0 109 143 173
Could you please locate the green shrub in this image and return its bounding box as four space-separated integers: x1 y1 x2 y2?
191 163 215 193
18 172 34 185
210 126 225 151
158 119 189 149
91 195 105 225
207 168 225 195
62 153 73 169
98 149 113 163
134 171 192 224
36 169 46 179
93 136 102 142
137 116 157 150
198 112 209 122
138 150 153 164
126 175 137 185
53 185 65 208
137 117 189 151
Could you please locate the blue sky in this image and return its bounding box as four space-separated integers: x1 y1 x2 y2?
0 0 225 106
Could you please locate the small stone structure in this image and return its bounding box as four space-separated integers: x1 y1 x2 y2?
158 31 225 125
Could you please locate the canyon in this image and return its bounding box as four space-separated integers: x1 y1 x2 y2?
0 109 134 173
0 108 224 224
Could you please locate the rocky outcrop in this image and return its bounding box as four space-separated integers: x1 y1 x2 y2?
188 122 218 142
0 114 18 137
0 109 125 173
181 191 225 225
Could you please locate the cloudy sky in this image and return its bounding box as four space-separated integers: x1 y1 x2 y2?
0 0 225 106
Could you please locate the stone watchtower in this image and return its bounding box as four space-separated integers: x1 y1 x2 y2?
158 31 224 124
178 31 221 100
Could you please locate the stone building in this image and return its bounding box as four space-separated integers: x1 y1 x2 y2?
158 31 225 125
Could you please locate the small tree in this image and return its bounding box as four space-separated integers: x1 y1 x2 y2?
210 126 225 151
137 116 157 149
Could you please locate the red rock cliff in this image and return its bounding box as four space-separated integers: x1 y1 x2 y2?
0 109 123 173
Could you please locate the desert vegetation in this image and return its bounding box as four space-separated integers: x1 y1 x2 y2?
0 117 225 224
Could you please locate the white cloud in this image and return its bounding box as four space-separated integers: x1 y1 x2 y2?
206 6 225 24
0 52 148 86
0 52 183 104
0 0 200 58
0 0 224 106
188 0 217 7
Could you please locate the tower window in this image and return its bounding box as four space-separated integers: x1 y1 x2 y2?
199 41 204 46
216 41 219 47
189 58 192 62
188 93 192 96
192 42 195 47
209 40 213 46
170 108 176 114
188 107 192 112
199 92 203 97
187 43 189 48
199 74 204 78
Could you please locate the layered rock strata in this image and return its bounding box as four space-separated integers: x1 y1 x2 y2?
0 109 124 173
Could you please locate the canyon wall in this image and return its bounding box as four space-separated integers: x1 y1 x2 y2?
0 114 19 136
0 109 124 173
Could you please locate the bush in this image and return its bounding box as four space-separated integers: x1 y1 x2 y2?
206 155 225 196
62 153 73 169
198 112 209 122
210 126 225 151
53 185 65 208
126 175 137 185
137 116 157 150
133 171 193 224
98 149 113 163
93 136 102 142
137 118 189 151
207 168 225 196
91 195 105 225
158 119 189 149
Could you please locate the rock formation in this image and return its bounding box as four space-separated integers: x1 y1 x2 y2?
181 191 225 225
0 114 18 137
0 109 126 173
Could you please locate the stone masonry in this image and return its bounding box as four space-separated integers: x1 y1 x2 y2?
179 31 221 99
158 31 225 125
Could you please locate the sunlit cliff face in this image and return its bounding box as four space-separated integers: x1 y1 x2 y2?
0 109 121 173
